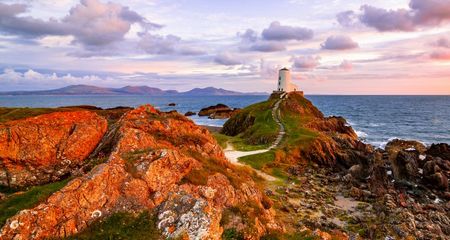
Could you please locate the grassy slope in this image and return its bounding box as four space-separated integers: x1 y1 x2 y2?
220 98 279 148
218 93 321 178
65 211 162 240
0 178 71 226
0 107 69 123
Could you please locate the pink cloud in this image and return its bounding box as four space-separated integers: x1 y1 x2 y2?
430 50 450 60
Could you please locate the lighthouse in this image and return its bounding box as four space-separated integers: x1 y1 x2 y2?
277 68 299 92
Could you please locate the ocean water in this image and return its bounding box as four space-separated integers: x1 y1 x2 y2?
0 95 449 148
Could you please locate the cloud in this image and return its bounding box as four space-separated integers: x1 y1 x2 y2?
410 0 450 26
138 33 180 55
0 0 159 47
262 21 313 41
236 28 287 52
249 41 286 52
359 5 415 31
238 29 258 43
433 37 450 48
214 52 243 66
62 0 156 46
336 10 357 27
290 56 321 71
340 0 450 32
259 59 280 79
338 60 353 71
321 35 359 50
0 68 108 87
430 50 450 60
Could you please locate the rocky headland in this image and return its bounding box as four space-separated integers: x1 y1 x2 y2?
0 92 448 240
0 105 279 239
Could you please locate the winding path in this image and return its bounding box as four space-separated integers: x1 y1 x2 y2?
224 93 287 181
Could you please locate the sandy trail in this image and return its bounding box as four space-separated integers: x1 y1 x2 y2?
223 94 287 182
224 144 277 181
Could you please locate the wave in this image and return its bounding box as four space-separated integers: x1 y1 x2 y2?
355 130 368 138
368 123 385 127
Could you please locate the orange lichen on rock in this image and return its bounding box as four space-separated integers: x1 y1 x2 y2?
0 105 279 240
0 111 107 187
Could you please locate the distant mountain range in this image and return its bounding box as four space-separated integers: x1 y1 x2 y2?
0 85 268 96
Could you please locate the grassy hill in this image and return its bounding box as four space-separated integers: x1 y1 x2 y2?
216 92 358 178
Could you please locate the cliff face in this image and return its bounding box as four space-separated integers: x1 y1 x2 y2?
0 105 279 239
281 93 370 168
0 111 107 188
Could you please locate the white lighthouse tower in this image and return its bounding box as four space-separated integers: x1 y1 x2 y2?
277 68 299 92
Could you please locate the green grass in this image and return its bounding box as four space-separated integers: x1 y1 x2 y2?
120 148 154 163
0 107 66 123
222 228 245 240
65 211 162 240
271 167 288 180
281 112 318 147
238 151 275 170
212 132 229 149
0 178 70 226
212 132 268 151
222 99 279 146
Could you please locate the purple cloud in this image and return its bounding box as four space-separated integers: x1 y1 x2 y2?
290 56 321 71
359 5 415 31
410 0 450 26
0 0 159 47
262 21 313 41
214 52 243 66
249 41 286 52
336 11 357 27
321 35 359 50
239 29 258 43
433 37 450 48
138 33 180 55
341 0 450 32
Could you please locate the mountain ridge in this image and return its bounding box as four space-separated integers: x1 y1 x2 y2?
0 84 267 96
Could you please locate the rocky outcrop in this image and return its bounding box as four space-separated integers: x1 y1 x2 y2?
0 111 107 187
391 149 420 181
185 111 196 116
198 104 230 116
0 105 279 239
383 140 450 191
209 109 240 119
199 104 240 119
427 143 450 160
385 139 427 160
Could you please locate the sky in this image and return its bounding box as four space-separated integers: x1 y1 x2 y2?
0 0 449 94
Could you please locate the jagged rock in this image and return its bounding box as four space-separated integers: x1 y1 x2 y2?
199 104 229 116
208 109 240 119
368 164 389 196
427 143 450 160
0 111 107 187
348 164 366 180
422 158 449 190
391 150 420 181
385 139 427 161
0 105 279 240
185 111 196 116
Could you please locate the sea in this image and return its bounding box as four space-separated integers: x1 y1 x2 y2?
0 95 449 148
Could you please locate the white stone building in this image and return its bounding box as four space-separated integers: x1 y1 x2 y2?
277 68 299 92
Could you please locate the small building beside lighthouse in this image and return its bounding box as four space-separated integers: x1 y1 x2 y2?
276 68 301 93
